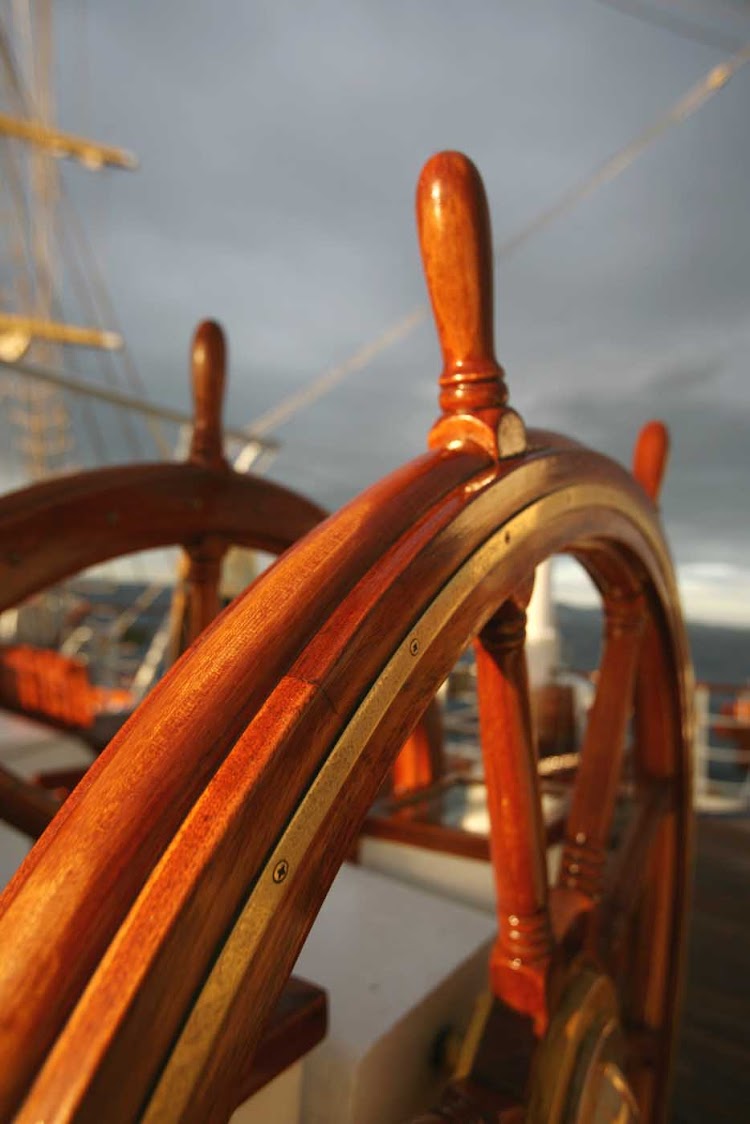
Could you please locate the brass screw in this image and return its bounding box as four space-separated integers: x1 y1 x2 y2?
272 859 289 884
409 638 419 656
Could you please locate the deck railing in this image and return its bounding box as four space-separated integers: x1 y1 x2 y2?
694 681 750 813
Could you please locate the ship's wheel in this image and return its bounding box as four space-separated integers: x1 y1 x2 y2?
0 153 692 1123
0 318 325 835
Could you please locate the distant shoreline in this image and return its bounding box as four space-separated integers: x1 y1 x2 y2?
66 578 749 687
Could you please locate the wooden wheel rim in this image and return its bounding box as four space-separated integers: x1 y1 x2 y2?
526 964 632 1124
145 483 688 1122
4 452 692 1123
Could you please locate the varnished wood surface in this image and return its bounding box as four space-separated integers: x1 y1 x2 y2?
0 151 694 1123
0 763 59 839
231 976 327 1109
0 462 325 611
0 317 327 852
672 815 750 1124
0 317 325 614
390 699 445 796
0 445 490 1119
361 788 567 862
1 444 681 1122
188 321 228 473
361 809 492 861
476 602 553 1031
418 151 523 460
633 420 669 503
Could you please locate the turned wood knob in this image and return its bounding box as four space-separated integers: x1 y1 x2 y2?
416 151 508 417
189 319 227 469
633 420 669 501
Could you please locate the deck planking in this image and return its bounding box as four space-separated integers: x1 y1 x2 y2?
672 815 750 1123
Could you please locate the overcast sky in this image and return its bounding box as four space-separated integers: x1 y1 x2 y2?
12 0 750 624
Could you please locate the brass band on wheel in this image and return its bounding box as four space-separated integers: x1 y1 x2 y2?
527 964 639 1123
144 481 684 1121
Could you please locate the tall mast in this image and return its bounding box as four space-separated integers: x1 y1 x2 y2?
0 0 134 481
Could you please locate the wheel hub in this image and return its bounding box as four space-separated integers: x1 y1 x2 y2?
527 965 639 1123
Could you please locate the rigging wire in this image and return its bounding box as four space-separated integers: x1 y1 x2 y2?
56 196 145 459
0 11 175 609
0 16 104 478
658 0 750 24
0 353 278 452
56 192 173 458
0 16 169 460
249 42 750 440
0 34 116 478
591 0 745 53
249 309 426 438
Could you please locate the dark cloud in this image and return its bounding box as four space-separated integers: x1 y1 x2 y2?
548 375 750 549
18 0 750 618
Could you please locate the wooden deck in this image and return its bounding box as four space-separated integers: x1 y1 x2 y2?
672 814 750 1123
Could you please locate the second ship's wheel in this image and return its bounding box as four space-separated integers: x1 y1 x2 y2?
0 153 691 1123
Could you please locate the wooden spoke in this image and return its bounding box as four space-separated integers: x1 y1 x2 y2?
390 698 445 796
417 150 525 459
32 768 87 795
184 537 226 647
0 765 59 839
628 613 688 1050
187 321 228 474
625 813 681 1032
633 614 681 781
165 552 191 666
599 780 671 962
183 321 230 646
623 1024 663 1119
475 598 553 1033
229 977 327 1111
632 421 669 503
559 591 646 902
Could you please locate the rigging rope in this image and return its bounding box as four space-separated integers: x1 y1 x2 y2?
0 17 169 460
0 353 277 453
249 309 426 438
591 0 745 53
250 42 750 439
